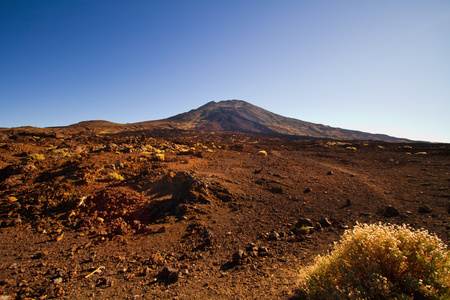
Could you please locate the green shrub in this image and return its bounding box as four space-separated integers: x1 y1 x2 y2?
297 223 450 299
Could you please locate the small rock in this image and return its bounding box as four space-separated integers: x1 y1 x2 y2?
31 250 48 259
314 222 323 232
246 243 258 253
56 233 64 242
327 171 333 175
53 277 63 284
232 250 245 264
303 188 311 194
141 267 151 276
268 231 280 241
149 253 165 266
6 196 17 202
269 186 283 194
13 218 22 226
418 206 431 213
296 218 313 227
157 267 180 283
253 168 262 174
295 227 311 235
258 247 269 257
180 268 189 276
319 217 332 227
96 277 114 287
383 205 399 217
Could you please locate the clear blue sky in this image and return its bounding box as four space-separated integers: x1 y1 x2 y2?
1 1 449 142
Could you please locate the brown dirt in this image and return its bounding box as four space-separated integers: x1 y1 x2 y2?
0 130 449 299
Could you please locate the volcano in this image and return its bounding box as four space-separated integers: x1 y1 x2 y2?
159 100 407 142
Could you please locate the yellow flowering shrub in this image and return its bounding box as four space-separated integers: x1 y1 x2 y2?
107 172 125 181
297 223 450 299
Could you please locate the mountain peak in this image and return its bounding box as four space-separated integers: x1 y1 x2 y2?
165 100 407 141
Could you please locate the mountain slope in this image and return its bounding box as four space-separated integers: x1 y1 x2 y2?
162 100 406 141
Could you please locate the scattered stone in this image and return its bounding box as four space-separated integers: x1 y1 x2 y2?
258 247 269 257
327 171 333 175
383 205 399 217
319 217 332 227
296 218 313 227
141 267 151 276
203 229 213 245
303 188 311 194
96 277 114 287
295 227 311 235
32 250 49 259
6 196 17 202
314 222 323 232
268 231 280 241
246 243 259 256
418 206 431 213
149 253 165 266
53 277 63 284
13 217 22 226
232 250 245 264
105 143 118 152
56 233 64 242
157 267 180 283
269 186 283 194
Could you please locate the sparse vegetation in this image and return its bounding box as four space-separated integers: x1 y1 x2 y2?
29 153 45 161
0 125 448 299
107 172 125 181
257 150 268 156
153 153 165 161
297 223 450 300
53 148 71 158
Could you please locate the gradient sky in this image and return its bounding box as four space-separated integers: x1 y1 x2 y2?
1 1 449 142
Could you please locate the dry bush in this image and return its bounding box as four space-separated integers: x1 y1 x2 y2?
107 172 125 181
29 153 45 161
257 150 268 156
153 153 165 161
297 223 450 300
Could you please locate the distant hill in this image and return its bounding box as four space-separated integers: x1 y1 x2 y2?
157 100 408 142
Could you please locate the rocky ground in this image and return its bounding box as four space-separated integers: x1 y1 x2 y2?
0 128 449 299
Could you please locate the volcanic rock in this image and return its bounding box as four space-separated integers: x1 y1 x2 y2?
383 205 400 217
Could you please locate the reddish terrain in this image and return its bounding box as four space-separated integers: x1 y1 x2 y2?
0 128 449 299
